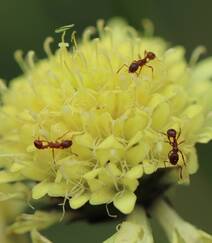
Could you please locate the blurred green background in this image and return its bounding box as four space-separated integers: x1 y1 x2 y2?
0 0 211 242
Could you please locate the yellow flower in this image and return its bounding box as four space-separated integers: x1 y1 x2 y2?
0 183 29 243
7 210 61 243
103 206 153 243
151 199 212 243
0 19 211 216
31 229 52 243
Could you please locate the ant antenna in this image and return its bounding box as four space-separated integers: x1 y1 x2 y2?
56 130 72 141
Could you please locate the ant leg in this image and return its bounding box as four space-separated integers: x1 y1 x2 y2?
164 160 168 168
52 148 56 165
116 64 128 74
160 132 167 136
144 50 147 56
136 67 143 77
49 148 57 175
145 65 154 77
178 165 183 179
178 140 185 145
56 130 72 141
179 149 186 166
168 150 173 158
177 127 181 140
159 131 172 144
165 136 172 145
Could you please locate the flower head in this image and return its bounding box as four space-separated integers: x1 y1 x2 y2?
0 19 211 217
151 199 212 243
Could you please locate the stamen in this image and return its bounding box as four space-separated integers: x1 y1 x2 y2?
43 36 54 57
82 26 96 43
100 50 113 72
14 50 28 72
71 31 78 52
106 203 117 218
97 19 105 38
26 50 36 69
142 18 154 37
104 26 113 48
190 45 207 66
59 190 69 222
55 24 74 35
93 38 100 63
55 24 74 50
126 26 138 39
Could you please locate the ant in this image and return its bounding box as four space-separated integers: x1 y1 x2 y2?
161 128 186 178
34 130 73 165
116 50 156 76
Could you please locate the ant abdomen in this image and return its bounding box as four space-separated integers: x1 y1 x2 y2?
61 140 72 148
129 62 139 73
169 152 179 165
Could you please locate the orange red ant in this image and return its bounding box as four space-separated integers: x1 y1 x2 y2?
117 50 156 76
34 131 73 165
162 128 186 178
34 139 72 150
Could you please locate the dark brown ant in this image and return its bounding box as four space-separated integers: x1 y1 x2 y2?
117 50 156 76
34 139 72 150
162 128 186 178
34 131 73 165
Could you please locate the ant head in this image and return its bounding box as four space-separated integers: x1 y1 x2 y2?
167 128 177 138
34 140 43 149
129 62 139 73
146 51 156 60
61 140 72 148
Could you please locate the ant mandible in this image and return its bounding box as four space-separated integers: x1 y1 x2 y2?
34 130 73 165
117 50 156 76
162 128 186 178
